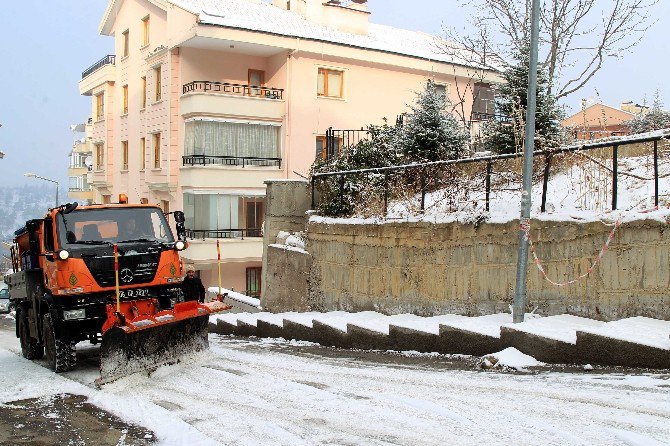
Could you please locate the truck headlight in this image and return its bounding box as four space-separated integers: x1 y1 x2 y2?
58 250 70 260
175 241 185 251
63 309 86 320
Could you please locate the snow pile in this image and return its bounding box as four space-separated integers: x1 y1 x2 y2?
480 347 544 371
270 231 308 254
207 287 261 309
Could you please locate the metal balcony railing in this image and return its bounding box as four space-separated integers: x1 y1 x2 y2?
182 81 284 99
82 55 116 79
182 155 282 168
186 229 262 239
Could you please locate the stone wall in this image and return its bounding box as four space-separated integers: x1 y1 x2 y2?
262 181 670 321
306 219 670 320
261 180 311 306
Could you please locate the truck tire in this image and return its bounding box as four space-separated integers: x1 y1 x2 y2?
17 307 44 360
42 313 77 373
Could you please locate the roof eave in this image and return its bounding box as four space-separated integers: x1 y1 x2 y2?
196 20 501 74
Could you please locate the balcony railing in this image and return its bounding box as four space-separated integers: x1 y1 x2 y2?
82 55 116 79
68 186 92 192
186 229 262 239
183 155 282 168
182 81 284 100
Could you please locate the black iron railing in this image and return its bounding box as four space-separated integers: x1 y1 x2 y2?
324 127 369 160
82 55 116 79
182 155 282 168
186 229 262 239
470 112 510 122
182 81 284 99
312 131 670 215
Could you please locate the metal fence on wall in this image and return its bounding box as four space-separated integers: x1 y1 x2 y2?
311 131 670 217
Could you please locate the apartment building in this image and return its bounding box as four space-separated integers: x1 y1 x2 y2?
78 0 498 297
67 123 95 204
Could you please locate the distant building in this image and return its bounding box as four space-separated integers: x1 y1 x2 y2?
67 123 94 204
562 102 640 140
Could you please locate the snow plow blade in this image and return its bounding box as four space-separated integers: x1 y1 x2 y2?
98 300 229 385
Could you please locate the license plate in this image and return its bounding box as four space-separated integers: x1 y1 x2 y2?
119 288 151 299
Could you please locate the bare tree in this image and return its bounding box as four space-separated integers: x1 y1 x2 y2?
443 0 657 100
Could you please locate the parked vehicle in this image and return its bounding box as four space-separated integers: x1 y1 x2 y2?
0 285 13 313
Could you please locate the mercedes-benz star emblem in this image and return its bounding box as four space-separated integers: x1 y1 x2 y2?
120 268 134 283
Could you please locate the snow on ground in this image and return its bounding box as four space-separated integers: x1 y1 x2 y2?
578 317 670 350
2 324 670 446
310 147 670 227
501 315 606 344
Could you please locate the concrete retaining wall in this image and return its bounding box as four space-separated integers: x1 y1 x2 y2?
262 181 670 321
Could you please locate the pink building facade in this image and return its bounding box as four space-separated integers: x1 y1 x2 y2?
79 0 498 296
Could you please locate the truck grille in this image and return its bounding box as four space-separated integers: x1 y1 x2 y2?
83 252 160 287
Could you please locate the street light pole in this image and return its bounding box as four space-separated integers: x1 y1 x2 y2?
512 0 542 323
24 173 59 207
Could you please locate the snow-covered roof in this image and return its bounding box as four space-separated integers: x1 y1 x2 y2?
171 0 495 70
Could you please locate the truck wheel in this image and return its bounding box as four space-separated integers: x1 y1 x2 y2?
17 307 44 360
42 313 77 373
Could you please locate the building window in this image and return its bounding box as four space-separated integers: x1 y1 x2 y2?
140 137 146 170
246 267 262 298
122 30 129 58
122 141 129 170
141 76 147 109
183 194 266 238
153 133 161 168
154 66 162 101
142 16 150 46
315 135 342 160
95 93 105 120
95 143 104 169
103 195 111 204
184 121 280 159
122 85 128 114
248 69 265 96
317 68 343 98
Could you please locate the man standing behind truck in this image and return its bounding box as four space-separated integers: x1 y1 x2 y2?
182 265 205 302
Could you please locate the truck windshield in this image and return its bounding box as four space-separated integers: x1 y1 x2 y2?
56 207 174 247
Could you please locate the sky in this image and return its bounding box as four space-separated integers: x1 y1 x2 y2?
0 0 668 187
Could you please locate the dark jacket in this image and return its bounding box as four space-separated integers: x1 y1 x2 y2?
182 276 206 302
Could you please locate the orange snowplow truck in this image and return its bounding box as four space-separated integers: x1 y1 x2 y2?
4 199 228 383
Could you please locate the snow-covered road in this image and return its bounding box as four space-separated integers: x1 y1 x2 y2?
1 321 669 446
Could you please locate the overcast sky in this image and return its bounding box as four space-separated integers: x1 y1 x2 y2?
0 0 668 187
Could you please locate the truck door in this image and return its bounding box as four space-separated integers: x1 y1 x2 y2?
42 217 58 292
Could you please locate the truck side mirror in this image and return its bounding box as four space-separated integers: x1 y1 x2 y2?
173 211 185 223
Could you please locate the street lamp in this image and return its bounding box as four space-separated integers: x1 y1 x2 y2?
24 172 59 207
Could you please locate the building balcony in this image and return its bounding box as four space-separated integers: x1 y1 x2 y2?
181 237 263 264
181 81 285 120
80 55 116 96
180 155 285 189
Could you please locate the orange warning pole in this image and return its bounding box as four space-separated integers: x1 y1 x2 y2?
114 243 121 313
216 239 222 297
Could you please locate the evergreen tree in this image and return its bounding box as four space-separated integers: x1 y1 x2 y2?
482 43 563 154
628 93 670 134
400 81 469 162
